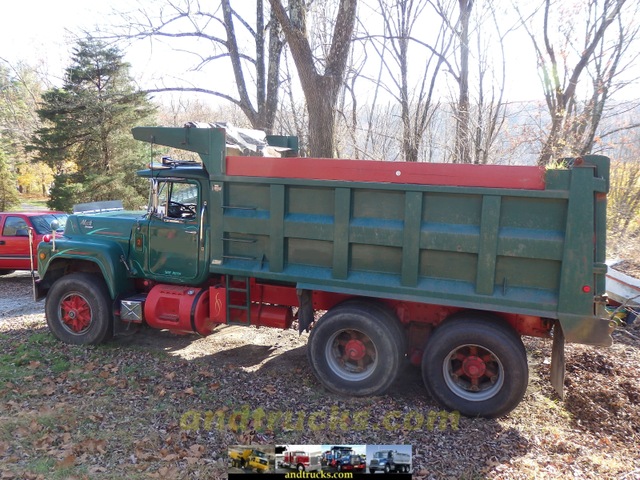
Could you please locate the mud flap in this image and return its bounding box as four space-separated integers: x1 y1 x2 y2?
297 289 314 333
551 320 566 400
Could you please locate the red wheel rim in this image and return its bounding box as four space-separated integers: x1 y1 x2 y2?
444 344 504 401
59 293 92 334
327 329 378 380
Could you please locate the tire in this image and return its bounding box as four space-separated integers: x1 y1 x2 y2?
307 300 405 396
384 464 390 474
369 469 375 474
0 269 16 276
422 313 528 418
297 465 305 472
45 273 113 345
334 299 408 355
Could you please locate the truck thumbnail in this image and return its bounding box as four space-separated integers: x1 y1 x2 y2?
335 453 366 472
229 448 270 472
35 123 615 418
369 450 411 474
282 450 322 472
322 446 354 468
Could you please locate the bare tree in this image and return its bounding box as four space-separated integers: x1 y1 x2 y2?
452 0 473 163
517 0 634 165
470 1 512 164
268 0 358 158
378 0 453 162
115 0 284 133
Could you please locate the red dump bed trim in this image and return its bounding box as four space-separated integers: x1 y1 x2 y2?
226 156 546 190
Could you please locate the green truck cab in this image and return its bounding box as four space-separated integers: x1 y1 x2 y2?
35 124 615 418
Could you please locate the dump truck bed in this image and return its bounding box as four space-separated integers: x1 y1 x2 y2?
131 126 612 346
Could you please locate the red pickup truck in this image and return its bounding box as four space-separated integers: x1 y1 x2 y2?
0 211 67 275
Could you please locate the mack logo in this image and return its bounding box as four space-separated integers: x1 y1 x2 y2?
80 219 93 228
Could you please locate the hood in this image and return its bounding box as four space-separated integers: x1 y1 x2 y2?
64 211 146 240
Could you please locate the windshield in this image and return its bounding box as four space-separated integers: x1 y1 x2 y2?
374 452 389 459
31 214 68 234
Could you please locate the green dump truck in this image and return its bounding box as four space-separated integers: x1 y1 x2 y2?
35 124 615 418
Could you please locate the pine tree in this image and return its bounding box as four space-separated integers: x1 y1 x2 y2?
30 37 155 211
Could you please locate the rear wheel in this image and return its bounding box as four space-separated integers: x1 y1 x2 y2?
422 313 528 418
307 300 405 396
45 273 113 345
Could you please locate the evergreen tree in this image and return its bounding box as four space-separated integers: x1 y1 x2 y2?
30 37 155 211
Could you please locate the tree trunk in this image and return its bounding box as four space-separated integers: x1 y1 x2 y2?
454 0 473 164
269 0 357 158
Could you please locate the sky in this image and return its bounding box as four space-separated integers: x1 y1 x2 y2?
0 0 186 92
3 1 635 110
0 0 546 104
1 1 124 78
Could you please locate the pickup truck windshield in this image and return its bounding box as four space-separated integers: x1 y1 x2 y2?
30 214 68 234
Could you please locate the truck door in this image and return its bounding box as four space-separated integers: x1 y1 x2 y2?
146 180 202 281
0 215 31 270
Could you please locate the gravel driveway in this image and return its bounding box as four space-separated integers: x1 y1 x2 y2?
0 271 41 318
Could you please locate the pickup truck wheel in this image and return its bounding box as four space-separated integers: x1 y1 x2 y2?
422 314 528 418
45 273 113 345
307 301 405 396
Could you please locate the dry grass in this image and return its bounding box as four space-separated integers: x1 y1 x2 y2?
0 313 638 480
0 272 639 479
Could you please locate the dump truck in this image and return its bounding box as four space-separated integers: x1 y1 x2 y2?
229 448 270 472
35 123 615 418
369 450 411 474
322 446 359 469
282 450 322 472
335 453 366 472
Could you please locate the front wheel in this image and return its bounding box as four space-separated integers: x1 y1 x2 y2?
422 314 528 418
45 273 113 345
307 301 405 396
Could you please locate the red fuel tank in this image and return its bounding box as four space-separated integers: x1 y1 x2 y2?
144 284 215 335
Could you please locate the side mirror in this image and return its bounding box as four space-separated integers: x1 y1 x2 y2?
50 220 60 232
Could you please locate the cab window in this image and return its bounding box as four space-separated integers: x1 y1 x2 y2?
157 181 199 220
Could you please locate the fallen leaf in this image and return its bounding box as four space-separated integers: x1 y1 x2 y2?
56 454 76 469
